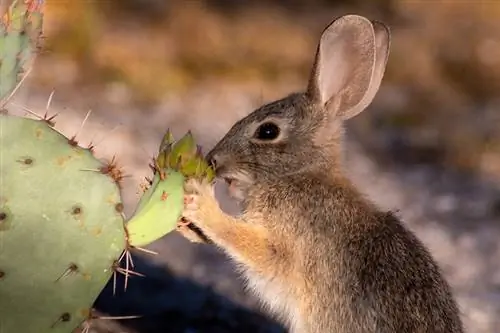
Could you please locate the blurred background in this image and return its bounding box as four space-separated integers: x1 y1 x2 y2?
10 0 500 332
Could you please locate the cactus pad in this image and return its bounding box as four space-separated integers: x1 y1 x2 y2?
0 113 215 332
0 0 44 103
126 130 214 247
0 114 126 333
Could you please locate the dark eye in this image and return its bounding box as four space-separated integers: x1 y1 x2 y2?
255 122 280 141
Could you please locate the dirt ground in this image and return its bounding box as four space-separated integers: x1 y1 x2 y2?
7 78 500 332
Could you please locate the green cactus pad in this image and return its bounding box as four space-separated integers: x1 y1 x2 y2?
126 130 214 247
126 170 185 247
0 114 126 333
0 0 44 103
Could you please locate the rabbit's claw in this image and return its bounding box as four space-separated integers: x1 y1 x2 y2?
176 221 207 244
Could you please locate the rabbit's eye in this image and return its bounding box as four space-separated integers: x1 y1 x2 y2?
255 122 281 141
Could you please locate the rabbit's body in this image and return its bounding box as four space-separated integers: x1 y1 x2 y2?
181 15 464 333
240 170 462 332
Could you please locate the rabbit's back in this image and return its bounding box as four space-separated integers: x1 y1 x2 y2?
338 211 463 332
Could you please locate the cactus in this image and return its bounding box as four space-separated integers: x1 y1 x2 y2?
0 112 214 333
0 0 43 104
0 2 214 332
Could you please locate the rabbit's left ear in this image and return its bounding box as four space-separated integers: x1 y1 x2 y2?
306 15 391 120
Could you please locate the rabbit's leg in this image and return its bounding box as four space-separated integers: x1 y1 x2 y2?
182 178 275 266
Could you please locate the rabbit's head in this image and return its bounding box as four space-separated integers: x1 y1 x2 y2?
206 15 391 200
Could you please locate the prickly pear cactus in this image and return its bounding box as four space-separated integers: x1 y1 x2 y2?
0 113 214 333
0 0 44 103
0 1 215 332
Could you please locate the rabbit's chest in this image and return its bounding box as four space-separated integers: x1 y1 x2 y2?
242 269 300 329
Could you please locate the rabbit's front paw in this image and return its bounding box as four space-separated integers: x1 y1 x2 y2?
182 178 222 232
176 222 209 244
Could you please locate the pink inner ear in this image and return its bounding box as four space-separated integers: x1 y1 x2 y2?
317 39 350 106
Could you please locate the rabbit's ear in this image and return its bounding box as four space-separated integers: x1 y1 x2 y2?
306 15 390 120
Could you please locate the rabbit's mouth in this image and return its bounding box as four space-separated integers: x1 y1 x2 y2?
224 177 240 195
222 176 250 202
223 177 237 186
214 165 252 201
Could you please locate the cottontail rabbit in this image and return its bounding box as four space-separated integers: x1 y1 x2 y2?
179 14 464 333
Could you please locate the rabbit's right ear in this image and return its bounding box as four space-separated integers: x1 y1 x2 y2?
306 15 391 121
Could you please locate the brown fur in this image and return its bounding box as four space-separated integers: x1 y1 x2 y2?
180 14 464 333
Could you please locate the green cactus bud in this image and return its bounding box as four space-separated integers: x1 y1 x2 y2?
168 130 197 167
156 128 174 169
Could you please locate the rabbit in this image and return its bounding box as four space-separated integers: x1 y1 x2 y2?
179 14 465 333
